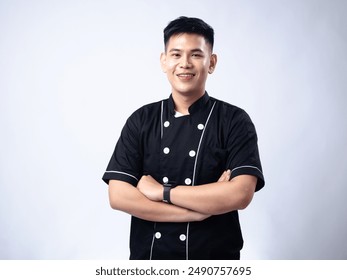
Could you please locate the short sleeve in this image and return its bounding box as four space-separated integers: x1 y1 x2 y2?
226 109 265 192
102 110 143 186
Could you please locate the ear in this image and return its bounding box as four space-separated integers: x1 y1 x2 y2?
208 53 217 74
160 52 167 73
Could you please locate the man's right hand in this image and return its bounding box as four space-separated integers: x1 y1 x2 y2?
218 169 231 182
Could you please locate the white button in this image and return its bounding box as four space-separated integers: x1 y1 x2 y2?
163 177 169 184
155 232 161 239
163 147 170 154
197 124 204 130
189 150 196 157
179 234 186 241
185 178 192 185
164 121 170 127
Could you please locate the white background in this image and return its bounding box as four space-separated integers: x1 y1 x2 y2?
1 0 346 259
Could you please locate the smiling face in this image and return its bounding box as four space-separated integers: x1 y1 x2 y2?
160 33 217 99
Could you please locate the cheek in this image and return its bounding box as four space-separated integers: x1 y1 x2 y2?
196 60 210 72
197 65 209 77
166 61 178 71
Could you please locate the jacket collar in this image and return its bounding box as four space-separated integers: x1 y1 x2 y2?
168 92 210 116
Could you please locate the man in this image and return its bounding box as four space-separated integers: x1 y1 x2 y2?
102 16 265 260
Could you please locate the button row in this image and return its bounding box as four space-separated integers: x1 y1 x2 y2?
155 231 186 241
161 121 203 187
163 148 196 157
163 121 205 131
162 177 192 185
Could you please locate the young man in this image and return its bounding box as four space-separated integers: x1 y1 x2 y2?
102 16 265 260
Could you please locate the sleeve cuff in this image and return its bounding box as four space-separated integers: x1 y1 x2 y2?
230 165 265 192
102 171 139 187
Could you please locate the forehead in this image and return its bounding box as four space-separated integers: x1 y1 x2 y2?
166 33 211 52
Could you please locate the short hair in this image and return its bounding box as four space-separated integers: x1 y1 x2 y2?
163 16 214 51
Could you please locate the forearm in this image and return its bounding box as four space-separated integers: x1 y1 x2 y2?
170 175 257 215
124 199 208 223
108 180 209 222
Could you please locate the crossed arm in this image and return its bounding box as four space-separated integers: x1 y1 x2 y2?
108 171 257 223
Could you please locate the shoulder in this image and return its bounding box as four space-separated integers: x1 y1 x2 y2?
120 99 165 136
210 96 252 123
128 99 166 122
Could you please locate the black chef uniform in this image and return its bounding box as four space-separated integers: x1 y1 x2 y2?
103 92 265 260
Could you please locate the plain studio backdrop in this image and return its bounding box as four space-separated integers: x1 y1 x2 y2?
1 0 346 259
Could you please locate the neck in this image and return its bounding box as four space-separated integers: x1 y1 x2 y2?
172 91 205 115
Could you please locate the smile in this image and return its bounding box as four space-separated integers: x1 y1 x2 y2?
177 73 195 79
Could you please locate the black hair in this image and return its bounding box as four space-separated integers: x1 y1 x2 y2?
163 16 214 50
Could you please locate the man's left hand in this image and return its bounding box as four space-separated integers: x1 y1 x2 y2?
137 175 163 201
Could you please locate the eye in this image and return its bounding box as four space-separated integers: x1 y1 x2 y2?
192 53 203 58
171 53 181 58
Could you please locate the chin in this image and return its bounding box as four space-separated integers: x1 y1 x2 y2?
173 85 196 94
175 90 196 97
180 88 204 96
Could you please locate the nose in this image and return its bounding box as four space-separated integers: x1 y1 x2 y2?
180 54 192 68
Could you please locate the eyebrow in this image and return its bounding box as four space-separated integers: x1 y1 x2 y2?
168 48 204 53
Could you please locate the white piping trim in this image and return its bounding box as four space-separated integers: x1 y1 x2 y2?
104 171 138 181
149 222 157 260
186 222 190 260
192 101 216 186
231 165 263 175
187 100 216 260
160 101 164 139
151 102 163 259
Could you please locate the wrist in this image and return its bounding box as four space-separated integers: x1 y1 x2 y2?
156 183 164 201
163 186 171 203
162 183 177 204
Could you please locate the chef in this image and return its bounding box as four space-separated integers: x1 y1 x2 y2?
102 16 265 260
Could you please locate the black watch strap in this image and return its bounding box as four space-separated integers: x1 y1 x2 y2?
163 186 172 204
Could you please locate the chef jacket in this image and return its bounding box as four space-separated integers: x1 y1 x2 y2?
103 92 265 260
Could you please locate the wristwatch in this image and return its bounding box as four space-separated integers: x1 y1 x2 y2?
163 183 177 204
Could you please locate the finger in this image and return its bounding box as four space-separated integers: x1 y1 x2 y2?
225 169 231 181
218 170 227 182
218 170 231 182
